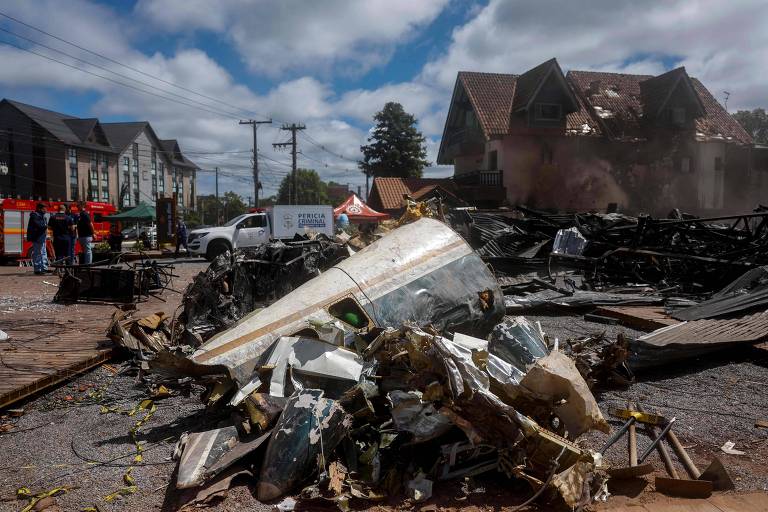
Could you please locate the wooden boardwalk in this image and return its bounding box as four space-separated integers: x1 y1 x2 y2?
0 312 114 409
596 492 768 512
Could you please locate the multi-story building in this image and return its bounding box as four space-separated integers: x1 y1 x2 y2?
160 139 197 212
101 122 172 208
437 58 756 215
0 99 118 202
0 99 198 209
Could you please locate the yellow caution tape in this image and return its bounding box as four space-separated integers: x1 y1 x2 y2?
17 486 75 512
100 398 158 503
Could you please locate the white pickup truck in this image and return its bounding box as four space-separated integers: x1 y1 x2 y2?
188 205 334 260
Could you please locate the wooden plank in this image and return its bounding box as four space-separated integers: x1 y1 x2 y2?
595 306 680 331
708 493 768 512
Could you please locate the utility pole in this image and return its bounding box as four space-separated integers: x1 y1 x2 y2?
215 166 219 224
239 119 272 207
273 123 305 204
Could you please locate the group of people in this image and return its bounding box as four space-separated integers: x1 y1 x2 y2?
26 202 94 275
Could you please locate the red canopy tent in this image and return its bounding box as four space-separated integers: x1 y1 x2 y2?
334 194 389 223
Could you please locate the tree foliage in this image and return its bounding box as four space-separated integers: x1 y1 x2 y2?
733 108 768 144
359 102 430 179
277 168 330 205
327 180 351 205
188 191 248 227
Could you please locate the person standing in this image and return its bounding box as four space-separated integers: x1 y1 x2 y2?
48 204 73 265
76 201 94 265
65 203 77 264
174 218 189 257
27 202 49 274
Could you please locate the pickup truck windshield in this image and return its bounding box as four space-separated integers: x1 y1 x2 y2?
223 214 248 227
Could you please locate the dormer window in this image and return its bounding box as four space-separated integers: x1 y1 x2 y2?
666 107 686 126
672 107 685 125
535 103 562 121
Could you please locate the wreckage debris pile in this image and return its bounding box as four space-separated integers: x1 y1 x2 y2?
179 237 347 343
463 208 768 295
172 318 613 509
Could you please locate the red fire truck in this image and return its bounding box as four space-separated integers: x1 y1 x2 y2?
0 199 117 262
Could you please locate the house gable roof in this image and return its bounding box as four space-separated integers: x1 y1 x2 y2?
511 58 579 114
101 122 148 153
160 139 198 169
440 61 751 147
639 66 705 120
457 71 518 138
2 99 118 152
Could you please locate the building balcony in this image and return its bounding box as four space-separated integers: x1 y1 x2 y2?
452 169 506 207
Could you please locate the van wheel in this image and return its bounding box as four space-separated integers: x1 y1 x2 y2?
206 240 231 261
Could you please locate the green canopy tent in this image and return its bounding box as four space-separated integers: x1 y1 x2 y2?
104 202 156 221
104 203 158 249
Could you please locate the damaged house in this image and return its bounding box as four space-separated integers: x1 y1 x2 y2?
437 58 755 215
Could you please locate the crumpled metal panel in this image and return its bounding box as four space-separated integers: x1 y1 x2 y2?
190 219 504 386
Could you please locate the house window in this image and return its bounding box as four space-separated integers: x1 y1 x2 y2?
151 147 158 197
176 168 184 206
488 150 498 171
714 168 725 209
132 144 139 204
122 157 131 206
680 156 691 173
534 103 562 121
714 156 723 171
68 148 78 200
668 107 686 126
158 162 165 194
90 152 98 200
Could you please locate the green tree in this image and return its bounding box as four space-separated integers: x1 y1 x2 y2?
277 169 329 204
327 181 351 205
359 102 430 179
190 192 248 227
733 108 768 143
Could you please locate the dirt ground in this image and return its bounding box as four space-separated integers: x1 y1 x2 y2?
1 262 767 511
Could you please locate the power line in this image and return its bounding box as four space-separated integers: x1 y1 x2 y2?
0 10 273 122
0 26 247 120
0 38 244 120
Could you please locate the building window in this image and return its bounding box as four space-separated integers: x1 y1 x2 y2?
132 145 139 204
90 152 98 200
101 155 109 201
671 107 686 126
714 168 725 209
175 168 184 206
122 156 130 206
68 148 78 200
534 103 562 121
488 150 498 171
158 162 165 194
151 147 157 197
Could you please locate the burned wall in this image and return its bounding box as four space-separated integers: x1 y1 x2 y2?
493 132 750 216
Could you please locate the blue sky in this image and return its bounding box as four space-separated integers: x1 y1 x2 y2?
0 0 765 198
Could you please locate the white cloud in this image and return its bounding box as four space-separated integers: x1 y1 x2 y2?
135 0 450 77
421 0 768 110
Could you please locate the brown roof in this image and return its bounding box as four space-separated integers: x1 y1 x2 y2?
447 60 752 146
456 70 600 140
691 78 752 144
458 72 517 137
568 70 650 140
368 177 456 210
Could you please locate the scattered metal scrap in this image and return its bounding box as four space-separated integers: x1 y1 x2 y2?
55 259 175 303
152 219 621 509
180 236 347 344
